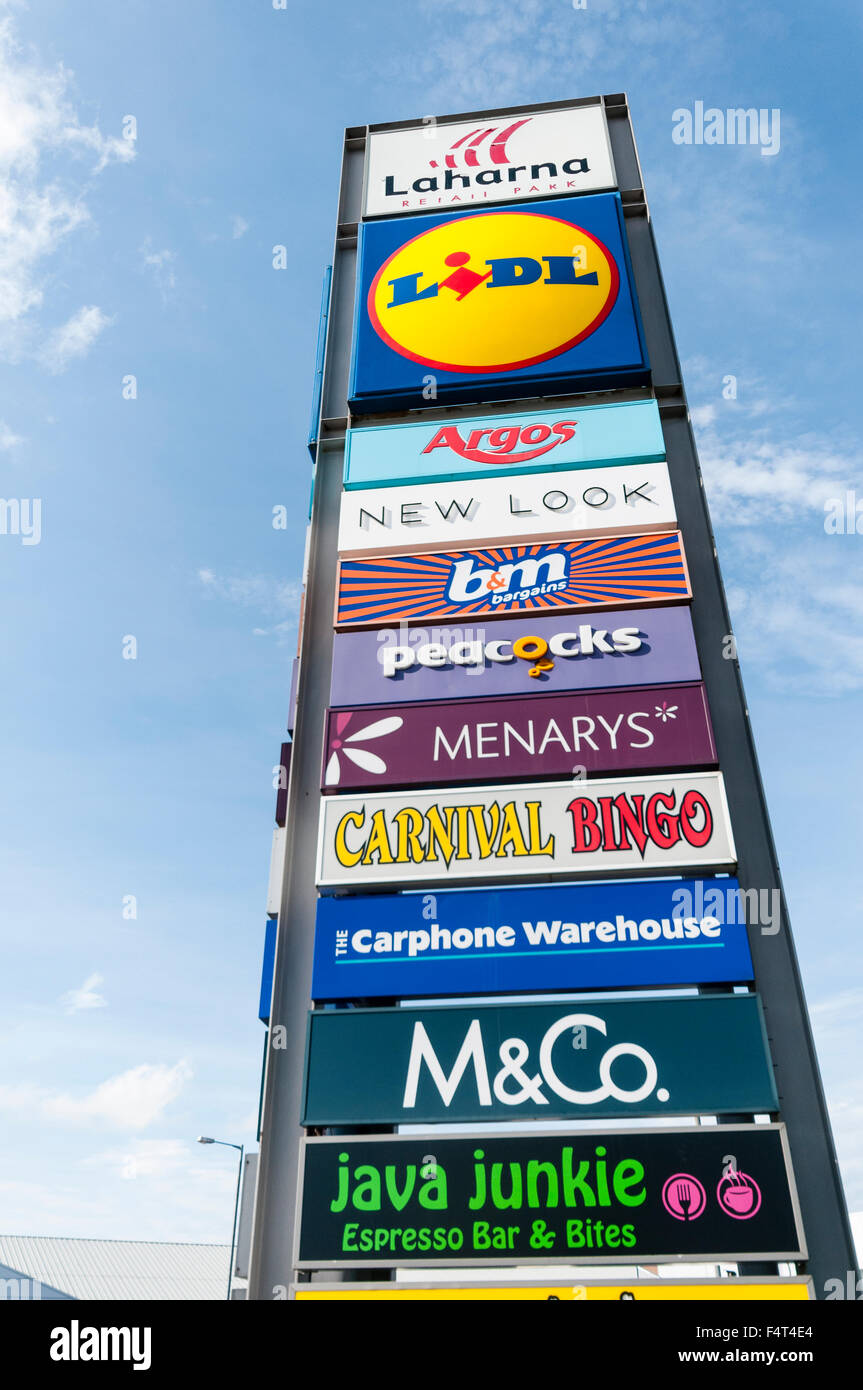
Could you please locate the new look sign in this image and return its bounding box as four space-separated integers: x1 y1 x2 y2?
337 462 675 557
316 771 736 889
312 877 754 1000
364 104 616 218
302 995 776 1126
343 399 665 491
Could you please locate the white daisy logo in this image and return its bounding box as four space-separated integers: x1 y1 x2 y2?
654 702 678 723
325 712 404 786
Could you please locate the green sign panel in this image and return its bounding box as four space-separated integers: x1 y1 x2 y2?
296 1126 804 1268
302 994 776 1125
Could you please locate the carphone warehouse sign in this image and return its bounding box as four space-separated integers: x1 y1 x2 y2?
311 877 754 1000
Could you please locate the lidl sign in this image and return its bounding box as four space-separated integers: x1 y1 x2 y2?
343 399 665 491
295 1126 805 1267
349 195 649 412
311 877 754 1001
334 532 690 629
315 771 736 889
302 994 776 1126
363 104 616 218
329 605 701 708
336 462 676 557
292 1279 813 1300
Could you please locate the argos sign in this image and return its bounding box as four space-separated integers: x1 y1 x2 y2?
363 104 616 218
349 195 649 412
334 532 691 629
343 400 666 491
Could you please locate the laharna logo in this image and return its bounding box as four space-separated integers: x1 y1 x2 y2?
367 209 620 374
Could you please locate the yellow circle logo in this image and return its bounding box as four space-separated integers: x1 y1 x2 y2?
367 209 620 375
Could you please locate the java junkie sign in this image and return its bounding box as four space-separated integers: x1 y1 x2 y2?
316 771 736 889
364 103 616 218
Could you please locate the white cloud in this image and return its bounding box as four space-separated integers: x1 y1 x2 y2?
0 14 133 360
231 215 249 239
140 242 176 301
84 1138 194 1181
197 564 301 631
60 972 107 1014
43 1060 192 1130
38 304 112 372
0 419 23 449
699 435 855 527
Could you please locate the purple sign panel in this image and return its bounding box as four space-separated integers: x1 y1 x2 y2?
329 604 700 708
322 682 716 791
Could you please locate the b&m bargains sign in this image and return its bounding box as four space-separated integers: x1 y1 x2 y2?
348 195 649 411
312 877 754 1000
363 104 616 218
329 606 702 707
343 399 666 491
334 532 691 629
321 683 716 792
302 994 777 1126
315 771 736 889
295 1127 805 1267
336 462 676 557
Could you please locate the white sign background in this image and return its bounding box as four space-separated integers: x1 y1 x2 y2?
316 772 736 888
337 462 676 557
365 105 616 218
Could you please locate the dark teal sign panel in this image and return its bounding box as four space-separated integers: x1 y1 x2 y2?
303 994 776 1125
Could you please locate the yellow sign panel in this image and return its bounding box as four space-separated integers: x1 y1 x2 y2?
294 1279 812 1301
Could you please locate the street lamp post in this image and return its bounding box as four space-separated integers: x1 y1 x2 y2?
197 1136 244 1300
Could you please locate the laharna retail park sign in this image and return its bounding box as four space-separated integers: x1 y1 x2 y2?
364 103 616 217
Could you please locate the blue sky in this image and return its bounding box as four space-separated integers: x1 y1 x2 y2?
0 0 861 1255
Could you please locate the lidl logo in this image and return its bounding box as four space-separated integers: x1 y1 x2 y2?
349 194 650 413
367 209 618 374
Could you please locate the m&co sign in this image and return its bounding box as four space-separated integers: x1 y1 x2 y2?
336 462 676 557
334 532 691 629
349 195 649 411
343 399 666 490
322 683 716 791
315 771 736 888
302 994 776 1126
